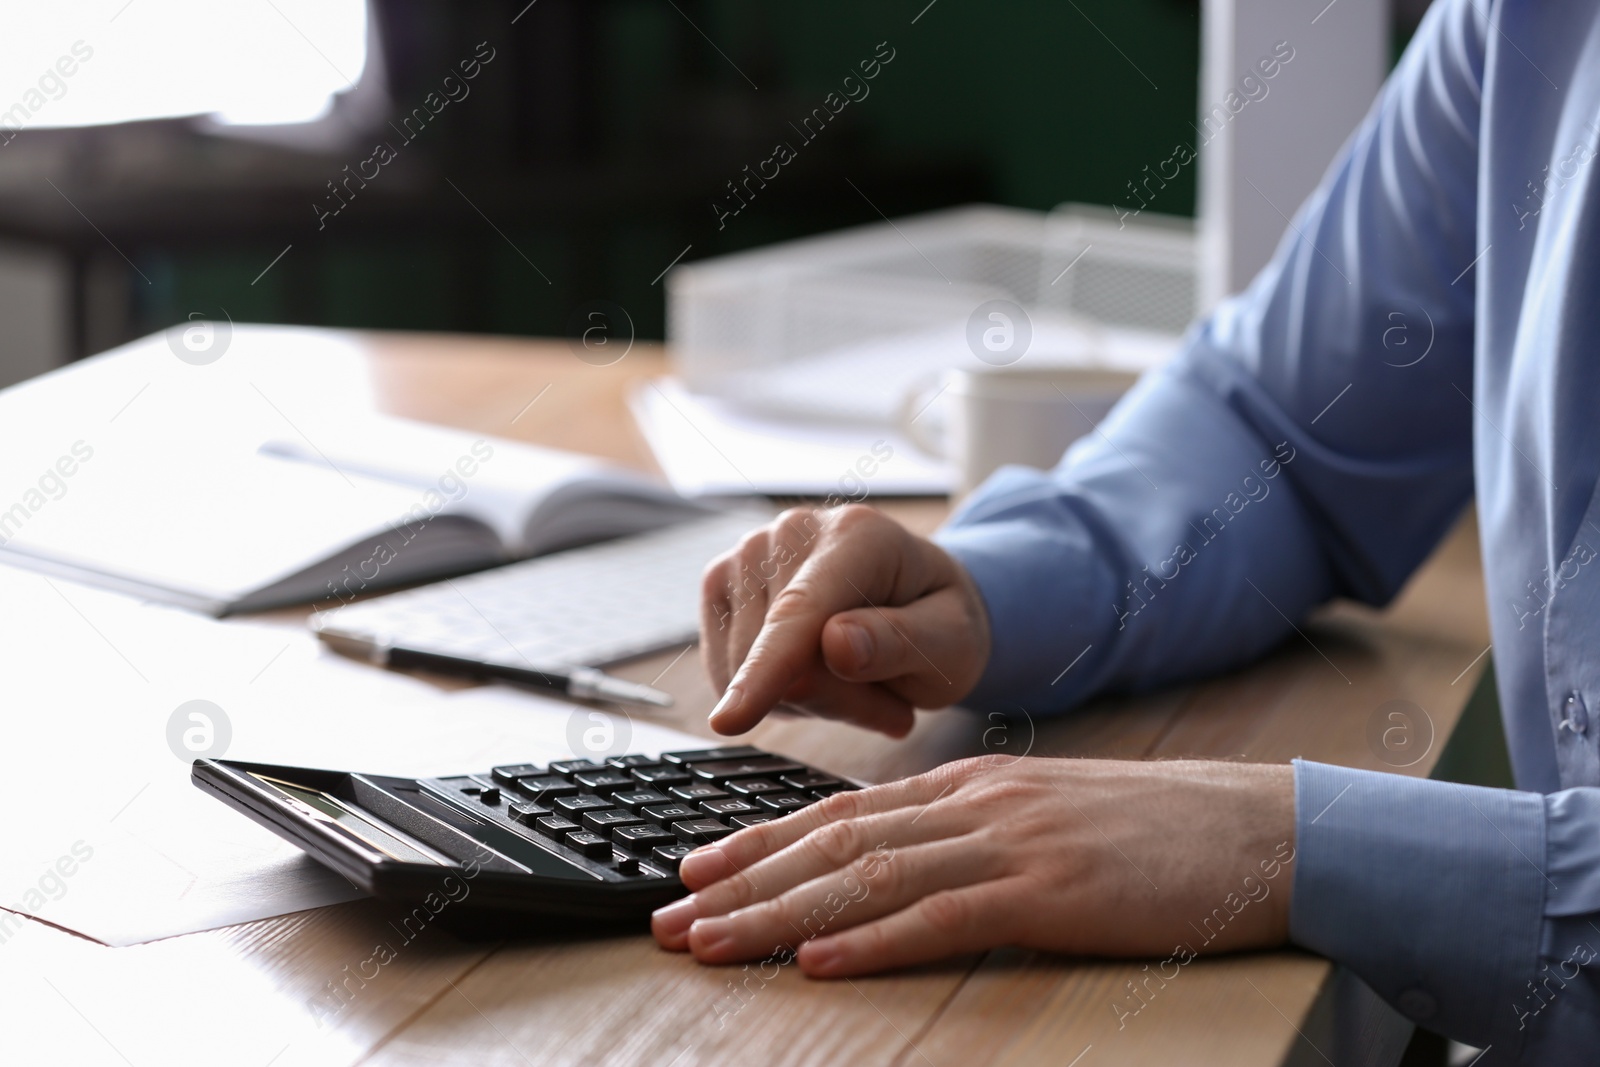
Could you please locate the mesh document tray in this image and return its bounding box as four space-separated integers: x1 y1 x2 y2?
666 203 1197 423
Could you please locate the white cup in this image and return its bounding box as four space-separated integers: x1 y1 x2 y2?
900 366 1139 499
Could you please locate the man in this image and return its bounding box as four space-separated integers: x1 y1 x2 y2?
651 0 1600 1059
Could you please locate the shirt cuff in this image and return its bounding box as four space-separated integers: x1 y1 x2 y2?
1290 760 1547 1051
1542 786 1600 916
932 475 1108 711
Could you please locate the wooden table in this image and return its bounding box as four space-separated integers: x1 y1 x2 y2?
2 330 1490 1066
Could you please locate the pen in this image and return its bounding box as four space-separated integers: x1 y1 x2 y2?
321 634 675 708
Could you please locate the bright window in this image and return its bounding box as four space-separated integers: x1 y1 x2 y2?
0 0 368 130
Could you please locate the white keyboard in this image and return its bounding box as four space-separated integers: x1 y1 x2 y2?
310 508 771 669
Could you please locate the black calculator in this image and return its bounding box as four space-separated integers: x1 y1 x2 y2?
192 746 856 934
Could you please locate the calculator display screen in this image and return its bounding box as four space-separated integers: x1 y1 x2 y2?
251 773 449 865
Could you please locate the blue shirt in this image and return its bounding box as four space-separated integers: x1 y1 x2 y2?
934 1 1600 1059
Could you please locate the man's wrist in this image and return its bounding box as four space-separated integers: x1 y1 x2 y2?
1204 760 1297 948
1258 763 1297 944
931 539 993 700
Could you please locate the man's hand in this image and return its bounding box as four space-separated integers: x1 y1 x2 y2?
651 757 1296 977
700 505 991 737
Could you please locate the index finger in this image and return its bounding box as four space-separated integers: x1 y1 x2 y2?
706 509 913 733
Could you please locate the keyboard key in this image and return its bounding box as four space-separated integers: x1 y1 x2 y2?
809 784 853 799
584 809 645 835
690 758 806 784
756 794 813 813
606 754 660 770
491 763 543 784
630 766 693 787
652 844 696 871
535 815 581 838
549 759 608 778
554 794 613 815
673 819 736 846
616 855 642 875
641 803 700 826
661 746 766 766
514 775 578 801
477 786 503 804
779 772 841 791
726 778 789 797
614 824 677 854
509 802 549 825
669 783 729 803
573 771 634 795
565 830 613 859
611 790 671 813
700 797 761 818
731 814 782 829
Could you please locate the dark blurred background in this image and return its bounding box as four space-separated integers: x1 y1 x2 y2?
0 0 1432 370
0 0 1205 361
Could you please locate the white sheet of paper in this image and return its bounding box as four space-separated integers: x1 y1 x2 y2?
629 376 953 497
0 563 708 946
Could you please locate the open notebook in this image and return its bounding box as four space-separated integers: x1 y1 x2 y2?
0 414 706 616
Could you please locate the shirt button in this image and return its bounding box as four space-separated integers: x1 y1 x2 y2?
1563 691 1590 735
1397 987 1437 1021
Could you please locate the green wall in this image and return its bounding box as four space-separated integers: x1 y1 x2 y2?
147 0 1204 342
751 0 1201 214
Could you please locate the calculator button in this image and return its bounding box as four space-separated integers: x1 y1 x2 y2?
700 797 761 818
515 775 578 801
731 814 782 829
549 759 607 778
607 754 660 770
779 772 841 791
491 763 543 784
641 803 700 826
478 786 502 805
756 794 813 813
573 771 634 795
509 802 548 825
652 844 696 871
612 790 671 813
614 824 678 853
565 830 613 859
726 778 789 797
690 758 806 784
535 815 581 838
583 809 644 835
554 794 613 815
674 819 736 845
661 746 767 766
630 766 693 787
669 783 729 803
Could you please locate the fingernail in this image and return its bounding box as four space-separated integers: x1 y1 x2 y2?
838 620 874 668
708 685 744 730
677 845 728 886
688 916 736 958
801 939 844 976
652 896 699 945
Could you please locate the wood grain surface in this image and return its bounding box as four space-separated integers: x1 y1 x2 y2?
1 329 1489 1067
